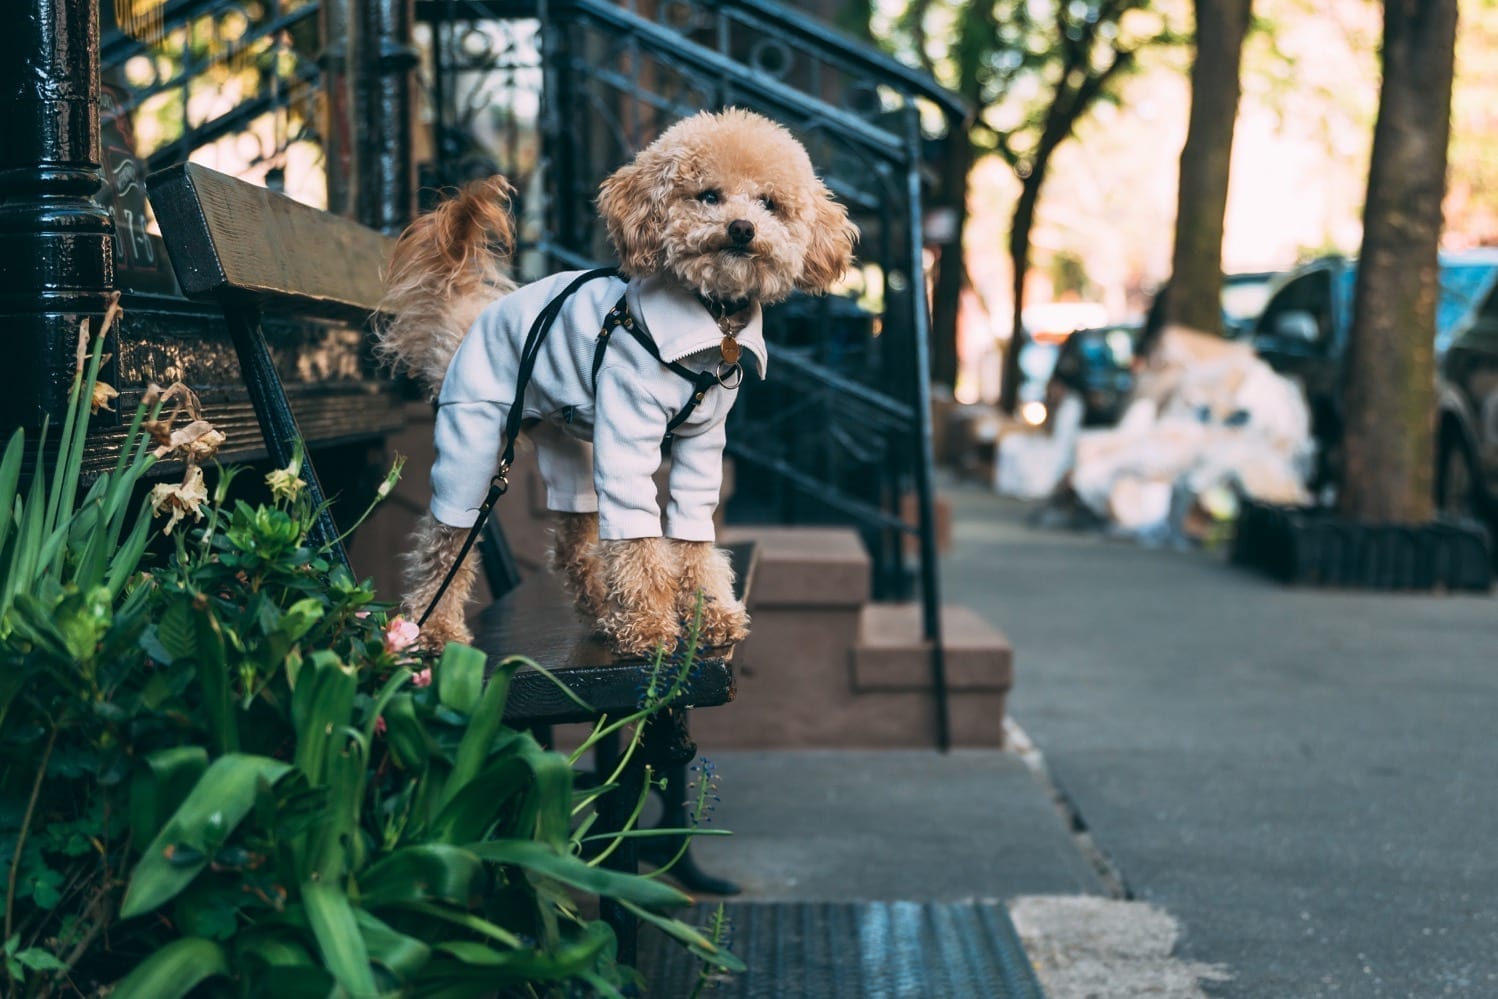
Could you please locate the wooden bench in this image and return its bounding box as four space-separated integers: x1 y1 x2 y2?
148 163 745 964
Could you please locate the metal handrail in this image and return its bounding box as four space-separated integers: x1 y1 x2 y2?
557 0 914 163
715 0 969 121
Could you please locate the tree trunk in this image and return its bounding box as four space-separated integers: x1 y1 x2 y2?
1340 0 1458 523
929 135 973 391
1165 0 1253 336
999 168 1045 415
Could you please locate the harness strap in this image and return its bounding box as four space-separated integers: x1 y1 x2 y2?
589 293 730 437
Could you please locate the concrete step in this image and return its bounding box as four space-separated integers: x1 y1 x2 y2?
691 594 1010 750
719 525 870 608
853 602 1013 693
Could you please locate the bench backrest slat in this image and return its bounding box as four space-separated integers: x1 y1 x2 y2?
149 163 395 319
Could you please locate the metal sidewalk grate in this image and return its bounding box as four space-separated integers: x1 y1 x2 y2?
638 901 1047 998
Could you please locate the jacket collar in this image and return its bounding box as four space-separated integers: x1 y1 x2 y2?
626 274 768 378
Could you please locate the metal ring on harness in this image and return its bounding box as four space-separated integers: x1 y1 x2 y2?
716 361 744 389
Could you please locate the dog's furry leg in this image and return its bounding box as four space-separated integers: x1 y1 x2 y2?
598 537 682 657
672 540 749 647
549 512 608 626
401 512 479 650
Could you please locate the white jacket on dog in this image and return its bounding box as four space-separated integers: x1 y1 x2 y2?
429 270 766 541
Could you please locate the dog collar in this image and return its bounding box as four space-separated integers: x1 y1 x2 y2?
626 274 768 378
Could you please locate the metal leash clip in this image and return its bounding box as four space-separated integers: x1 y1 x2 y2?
716 361 744 389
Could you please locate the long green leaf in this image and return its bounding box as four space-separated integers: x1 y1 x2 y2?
292 651 357 783
518 736 574 846
106 505 153 598
109 937 229 999
443 657 523 809
308 725 367 882
121 754 291 918
353 908 432 981
381 692 432 771
0 427 24 557
357 844 483 909
301 880 379 999
618 900 747 973
192 605 238 755
421 921 614 986
437 641 485 715
465 840 690 910
396 901 525 949
128 745 209 846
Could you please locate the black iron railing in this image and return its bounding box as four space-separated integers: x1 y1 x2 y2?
530 0 963 745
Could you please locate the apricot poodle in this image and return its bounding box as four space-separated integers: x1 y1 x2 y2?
377 108 857 656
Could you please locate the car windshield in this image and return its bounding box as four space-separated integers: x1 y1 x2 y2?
1221 278 1274 323
1332 262 1494 354
1436 263 1497 352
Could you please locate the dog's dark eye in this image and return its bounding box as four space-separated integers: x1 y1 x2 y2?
696 190 721 205
759 195 777 213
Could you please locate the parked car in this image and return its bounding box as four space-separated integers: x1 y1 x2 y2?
1220 270 1281 339
1251 250 1498 498
1045 323 1142 426
1437 270 1498 525
1027 273 1275 430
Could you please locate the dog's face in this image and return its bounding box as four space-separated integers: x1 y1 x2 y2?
597 109 858 304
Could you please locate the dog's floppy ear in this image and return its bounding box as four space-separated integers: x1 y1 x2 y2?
597 148 675 276
796 187 858 293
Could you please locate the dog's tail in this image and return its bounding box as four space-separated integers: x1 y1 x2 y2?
374 176 519 397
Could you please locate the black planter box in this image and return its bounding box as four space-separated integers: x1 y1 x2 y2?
1232 499 1493 592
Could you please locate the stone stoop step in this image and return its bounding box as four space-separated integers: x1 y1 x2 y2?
853 602 1013 693
718 524 872 609
692 526 1012 750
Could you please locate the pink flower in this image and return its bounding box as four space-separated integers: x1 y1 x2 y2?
384 616 420 654
411 668 432 688
374 716 388 736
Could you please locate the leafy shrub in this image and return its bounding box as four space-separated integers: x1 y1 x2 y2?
0 315 737 996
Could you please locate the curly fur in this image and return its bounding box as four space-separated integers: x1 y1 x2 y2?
386 109 856 655
400 513 479 650
672 539 749 647
549 511 609 625
598 537 681 656
375 176 519 396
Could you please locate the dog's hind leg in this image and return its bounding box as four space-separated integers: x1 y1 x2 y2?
550 511 609 628
401 512 479 650
672 540 749 648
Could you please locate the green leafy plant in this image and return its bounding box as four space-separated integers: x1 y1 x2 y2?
0 310 740 996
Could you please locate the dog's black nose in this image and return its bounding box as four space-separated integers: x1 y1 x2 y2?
728 219 755 246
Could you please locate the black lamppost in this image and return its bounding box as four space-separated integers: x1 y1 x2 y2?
0 0 116 429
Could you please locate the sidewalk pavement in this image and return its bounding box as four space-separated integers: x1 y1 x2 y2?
939 482 1498 998
687 482 1498 997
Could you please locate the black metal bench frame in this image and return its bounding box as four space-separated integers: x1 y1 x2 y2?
148 162 745 965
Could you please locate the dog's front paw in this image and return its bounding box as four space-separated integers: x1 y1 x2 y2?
695 596 750 648
602 606 680 658
413 614 473 652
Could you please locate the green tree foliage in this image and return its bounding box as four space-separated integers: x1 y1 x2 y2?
870 0 1178 409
